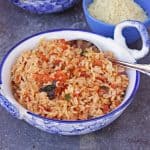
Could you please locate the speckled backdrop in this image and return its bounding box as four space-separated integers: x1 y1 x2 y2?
0 1 150 150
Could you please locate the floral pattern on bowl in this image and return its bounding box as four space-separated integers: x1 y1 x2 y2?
10 0 79 14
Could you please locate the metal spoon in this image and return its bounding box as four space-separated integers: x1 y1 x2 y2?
69 40 150 76
110 59 150 76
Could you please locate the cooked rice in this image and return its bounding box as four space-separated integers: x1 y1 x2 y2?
11 39 129 120
88 0 147 25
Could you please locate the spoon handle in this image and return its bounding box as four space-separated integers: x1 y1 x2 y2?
113 60 150 76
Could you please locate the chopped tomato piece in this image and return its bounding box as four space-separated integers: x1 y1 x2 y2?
37 51 48 62
33 73 54 83
60 44 68 50
53 60 62 66
80 71 90 78
58 39 68 50
93 60 102 66
54 70 68 82
73 67 85 75
96 77 107 82
15 75 21 83
102 104 110 113
73 91 80 97
55 84 67 95
115 100 121 107
55 87 62 95
59 39 67 44
111 84 117 88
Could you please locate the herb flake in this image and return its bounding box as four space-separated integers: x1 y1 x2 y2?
40 81 57 100
65 93 71 101
40 84 55 92
80 50 88 56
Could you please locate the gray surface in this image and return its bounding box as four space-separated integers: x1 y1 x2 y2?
0 1 150 150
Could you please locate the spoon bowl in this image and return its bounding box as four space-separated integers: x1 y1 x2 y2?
70 40 150 76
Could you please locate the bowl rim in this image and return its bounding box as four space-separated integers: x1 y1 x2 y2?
11 0 77 5
82 0 150 27
0 29 140 123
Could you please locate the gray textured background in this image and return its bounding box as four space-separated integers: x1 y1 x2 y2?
0 1 150 150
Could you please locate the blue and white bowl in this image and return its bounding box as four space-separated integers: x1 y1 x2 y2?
0 21 149 135
10 0 79 14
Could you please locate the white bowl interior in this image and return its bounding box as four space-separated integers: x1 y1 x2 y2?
1 30 137 115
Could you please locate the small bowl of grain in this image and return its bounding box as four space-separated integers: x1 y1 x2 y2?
83 0 150 43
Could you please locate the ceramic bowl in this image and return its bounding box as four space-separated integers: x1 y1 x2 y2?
83 0 150 43
0 21 149 135
10 0 79 14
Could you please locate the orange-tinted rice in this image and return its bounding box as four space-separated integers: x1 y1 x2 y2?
11 39 129 120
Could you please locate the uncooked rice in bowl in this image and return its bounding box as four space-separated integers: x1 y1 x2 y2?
11 39 129 120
